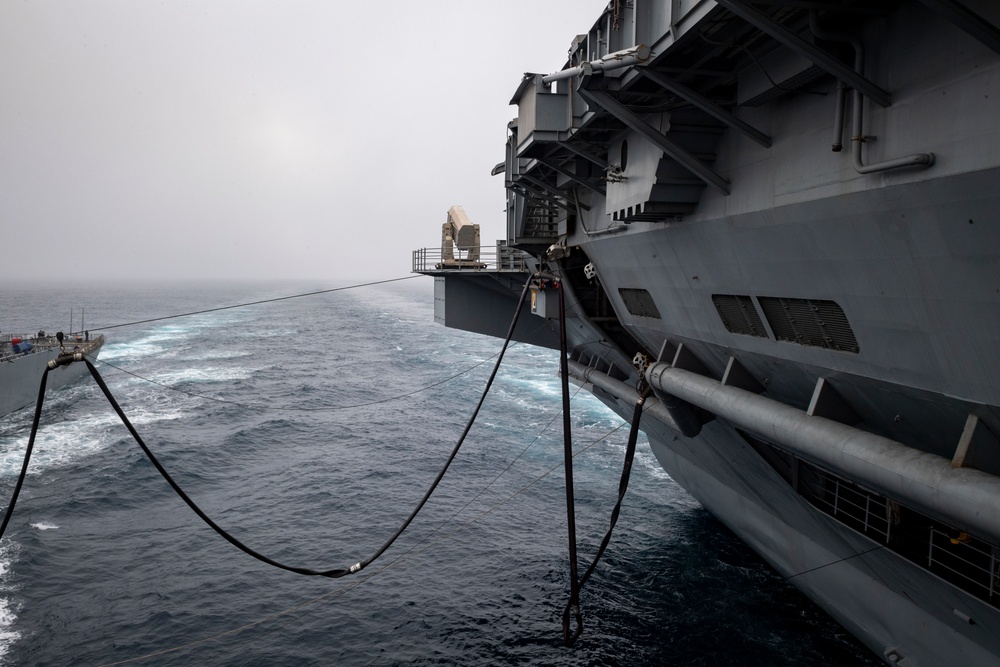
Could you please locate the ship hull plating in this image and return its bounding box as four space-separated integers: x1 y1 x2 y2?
416 1 1000 663
0 337 105 418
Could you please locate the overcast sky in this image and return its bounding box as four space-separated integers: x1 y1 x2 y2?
0 0 604 282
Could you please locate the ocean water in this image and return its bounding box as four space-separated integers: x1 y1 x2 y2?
0 280 880 666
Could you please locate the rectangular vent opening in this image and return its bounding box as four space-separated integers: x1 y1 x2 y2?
618 288 662 319
711 294 767 338
758 297 859 353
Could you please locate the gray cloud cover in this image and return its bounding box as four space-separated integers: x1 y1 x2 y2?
0 1 601 282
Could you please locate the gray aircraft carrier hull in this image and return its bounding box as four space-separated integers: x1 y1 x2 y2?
416 1 1000 664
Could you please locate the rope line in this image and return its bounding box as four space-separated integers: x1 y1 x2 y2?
555 273 651 646
90 276 420 332
1 274 533 581
98 415 885 666
80 281 602 414
89 350 504 412
349 275 533 572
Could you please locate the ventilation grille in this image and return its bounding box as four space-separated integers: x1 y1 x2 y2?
758 297 859 353
618 288 661 319
711 294 767 337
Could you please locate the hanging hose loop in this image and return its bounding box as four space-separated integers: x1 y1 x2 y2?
562 600 584 646
0 367 50 542
556 278 585 647
562 361 650 646
577 382 646 590
1 273 536 580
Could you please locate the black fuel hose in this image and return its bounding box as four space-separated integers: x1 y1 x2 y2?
0 274 534 581
0 367 49 540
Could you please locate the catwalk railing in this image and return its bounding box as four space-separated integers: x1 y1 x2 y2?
412 243 531 274
928 527 999 603
799 455 999 609
743 432 1000 610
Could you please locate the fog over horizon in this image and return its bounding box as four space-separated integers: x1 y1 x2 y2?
0 1 605 283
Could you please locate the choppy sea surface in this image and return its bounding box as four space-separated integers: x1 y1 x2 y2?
0 280 881 666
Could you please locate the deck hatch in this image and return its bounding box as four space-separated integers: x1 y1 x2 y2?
758 297 859 353
711 294 767 337
618 288 662 319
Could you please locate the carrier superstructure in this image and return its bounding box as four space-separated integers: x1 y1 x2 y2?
414 2 1000 663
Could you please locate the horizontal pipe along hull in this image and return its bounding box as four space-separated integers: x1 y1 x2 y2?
566 360 680 432
643 362 1000 545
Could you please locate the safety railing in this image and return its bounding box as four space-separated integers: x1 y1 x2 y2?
0 333 102 363
928 528 999 604
802 471 892 544
796 456 998 609
0 334 60 363
746 431 1000 609
412 242 532 273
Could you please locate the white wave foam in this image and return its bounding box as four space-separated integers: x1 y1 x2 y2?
29 523 58 531
185 349 252 362
0 545 20 660
99 341 166 362
152 366 252 385
0 401 185 478
98 323 209 363
637 450 674 481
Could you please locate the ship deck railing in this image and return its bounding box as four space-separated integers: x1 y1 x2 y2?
0 333 99 363
800 460 999 608
0 334 60 363
412 243 532 274
928 528 1000 603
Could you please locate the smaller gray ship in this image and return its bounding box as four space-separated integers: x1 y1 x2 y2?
0 332 105 418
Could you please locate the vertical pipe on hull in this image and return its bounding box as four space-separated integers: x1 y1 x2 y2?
808 11 933 171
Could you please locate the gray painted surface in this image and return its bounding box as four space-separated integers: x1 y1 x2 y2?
434 275 559 350
0 337 104 418
417 2 1000 664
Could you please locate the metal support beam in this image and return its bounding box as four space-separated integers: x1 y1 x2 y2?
714 0 892 107
537 158 606 197
518 174 573 204
520 173 591 211
510 182 574 213
807 377 860 425
579 87 731 194
916 0 1000 56
558 142 609 170
638 69 772 148
722 357 765 394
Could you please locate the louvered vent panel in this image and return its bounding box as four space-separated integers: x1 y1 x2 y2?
618 288 662 319
758 297 859 353
711 294 767 337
